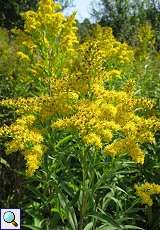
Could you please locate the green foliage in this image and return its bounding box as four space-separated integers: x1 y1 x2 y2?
4 132 146 229
92 0 160 48
0 28 17 99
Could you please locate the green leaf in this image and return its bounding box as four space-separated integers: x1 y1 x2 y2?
114 186 128 195
25 185 47 202
90 213 121 228
97 225 119 230
58 193 78 230
55 135 73 149
68 207 78 230
22 225 41 230
102 192 122 210
123 225 144 230
83 222 94 230
0 157 10 168
51 207 65 216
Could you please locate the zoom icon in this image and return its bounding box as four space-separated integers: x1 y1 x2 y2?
1 209 21 229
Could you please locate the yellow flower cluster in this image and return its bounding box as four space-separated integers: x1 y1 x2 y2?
135 182 160 206
0 1 159 176
107 70 122 80
136 22 156 60
91 25 134 65
39 91 79 121
137 22 155 48
84 133 102 149
0 97 42 114
123 80 135 94
22 0 62 34
24 144 44 176
12 0 78 93
104 138 145 164
0 115 45 175
16 51 30 62
52 94 159 165
52 100 119 143
49 26 159 165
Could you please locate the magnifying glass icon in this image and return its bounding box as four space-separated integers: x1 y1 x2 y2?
3 211 18 227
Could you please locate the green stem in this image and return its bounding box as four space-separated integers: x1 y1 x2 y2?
79 145 88 230
79 190 87 230
93 156 116 192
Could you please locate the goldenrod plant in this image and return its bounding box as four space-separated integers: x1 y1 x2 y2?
0 0 159 191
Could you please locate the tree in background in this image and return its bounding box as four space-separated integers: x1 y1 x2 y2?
76 18 94 42
0 0 73 29
92 0 160 48
0 0 38 29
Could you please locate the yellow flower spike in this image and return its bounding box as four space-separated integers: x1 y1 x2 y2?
135 183 160 206
107 70 121 80
52 117 73 130
123 121 137 136
104 137 145 164
24 144 44 176
101 129 113 142
123 80 135 94
100 103 117 120
84 133 102 149
0 115 45 175
5 140 21 155
17 51 30 61
104 139 125 157
128 144 144 165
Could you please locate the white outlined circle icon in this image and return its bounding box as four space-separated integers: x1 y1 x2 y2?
3 211 18 227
